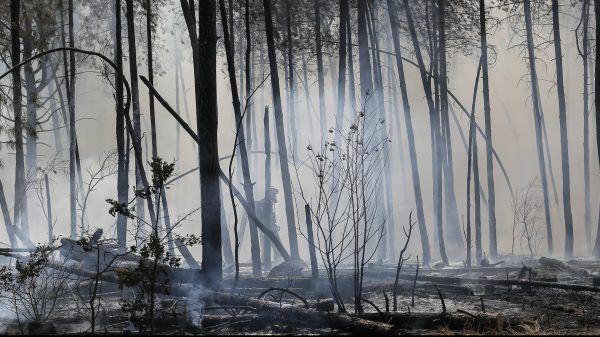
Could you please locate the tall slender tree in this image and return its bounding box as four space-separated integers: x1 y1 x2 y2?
262 0 300 260
550 0 574 258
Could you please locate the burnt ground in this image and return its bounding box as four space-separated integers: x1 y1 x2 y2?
1 255 600 335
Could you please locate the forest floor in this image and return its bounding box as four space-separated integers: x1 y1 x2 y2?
1 254 600 334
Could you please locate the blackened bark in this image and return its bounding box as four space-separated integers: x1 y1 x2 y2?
284 0 297 158
551 0 574 258
479 0 497 259
336 0 347 144
115 0 128 248
262 107 273 270
262 0 300 260
579 0 591 249
125 0 146 229
44 174 53 244
387 0 431 266
146 0 157 159
0 178 16 248
314 0 327 141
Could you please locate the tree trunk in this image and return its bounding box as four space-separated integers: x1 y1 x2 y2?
125 0 147 231
579 0 591 250
403 0 447 265
284 0 297 158
551 0 574 258
44 174 53 244
479 0 498 259
391 8 418 249
313 0 327 142
262 0 300 260
595 0 600 256
218 0 262 277
335 0 347 147
0 178 16 248
262 107 273 270
524 0 554 255
146 0 157 160
114 0 128 248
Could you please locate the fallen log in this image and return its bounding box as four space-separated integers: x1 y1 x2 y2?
357 310 508 332
202 291 398 335
539 257 588 276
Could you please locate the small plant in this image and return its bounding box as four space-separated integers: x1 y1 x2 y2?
106 157 199 334
0 242 70 330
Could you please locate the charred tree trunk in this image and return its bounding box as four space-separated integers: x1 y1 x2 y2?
146 0 157 159
114 0 128 248
524 0 553 254
466 61 482 268
125 0 147 230
346 6 356 112
262 107 273 270
336 0 347 145
44 174 53 244
262 0 300 260
180 0 223 287
579 0 591 250
0 178 16 248
219 0 262 277
479 0 498 259
551 0 574 258
284 0 297 158
313 0 327 142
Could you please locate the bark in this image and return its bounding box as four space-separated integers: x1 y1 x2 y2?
179 0 222 287
125 0 146 229
114 0 128 248
386 0 431 267
594 0 600 257
336 0 347 147
47 66 63 155
262 107 273 270
579 0 591 250
10 0 25 242
197 0 222 288
357 0 373 101
467 60 483 268
551 0 574 258
358 311 506 331
304 204 319 282
146 0 157 159
218 0 262 277
284 0 297 158
44 174 53 244
22 15 35 237
262 0 300 260
0 178 16 247
524 0 554 254
313 0 327 142
479 0 497 259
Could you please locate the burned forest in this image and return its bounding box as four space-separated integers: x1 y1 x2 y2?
2 0 600 335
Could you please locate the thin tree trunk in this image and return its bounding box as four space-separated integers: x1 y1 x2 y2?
262 0 300 260
314 0 327 143
524 0 553 254
284 0 297 158
335 0 347 147
262 107 273 270
115 0 128 248
386 0 431 267
551 0 574 258
579 0 591 250
44 174 53 244
595 0 600 256
479 0 498 259
125 0 147 231
146 0 157 159
403 0 447 265
219 0 262 277
0 178 16 248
